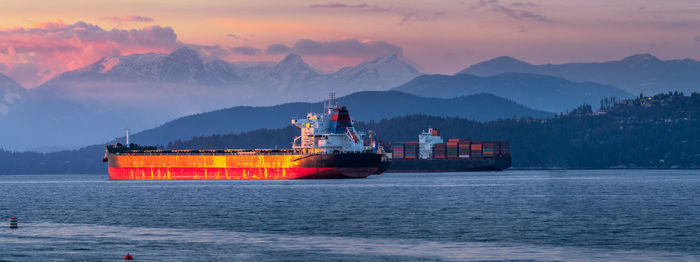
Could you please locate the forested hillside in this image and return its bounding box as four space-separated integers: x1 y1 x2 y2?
169 92 700 169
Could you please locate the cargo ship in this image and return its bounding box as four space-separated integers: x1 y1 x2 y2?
103 97 387 180
385 128 511 172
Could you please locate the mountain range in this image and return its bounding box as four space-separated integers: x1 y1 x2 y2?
393 72 631 113
459 54 700 95
35 48 421 104
0 48 421 151
123 91 552 146
2 50 699 152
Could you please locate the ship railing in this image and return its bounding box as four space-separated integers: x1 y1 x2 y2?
292 136 302 148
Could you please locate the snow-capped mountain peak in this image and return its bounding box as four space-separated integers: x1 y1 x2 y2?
0 73 25 115
274 53 313 72
373 53 399 64
620 53 661 64
98 57 121 73
35 48 423 102
339 53 417 73
167 47 202 64
322 53 421 94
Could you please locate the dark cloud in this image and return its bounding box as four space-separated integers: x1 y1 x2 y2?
125 15 154 22
492 6 548 22
267 39 402 58
511 2 536 7
696 35 700 44
230 46 262 56
474 0 548 22
400 11 446 24
309 3 368 8
307 3 444 25
265 44 292 55
367 5 391 12
100 15 154 24
474 0 498 8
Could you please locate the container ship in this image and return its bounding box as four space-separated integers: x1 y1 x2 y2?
103 97 388 180
385 128 511 172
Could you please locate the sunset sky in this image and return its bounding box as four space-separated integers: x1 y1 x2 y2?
1 0 699 87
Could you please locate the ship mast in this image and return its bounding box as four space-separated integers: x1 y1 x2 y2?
125 127 130 146
326 92 337 114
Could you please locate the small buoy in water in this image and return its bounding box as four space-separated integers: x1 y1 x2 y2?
124 253 133 260
9 217 17 229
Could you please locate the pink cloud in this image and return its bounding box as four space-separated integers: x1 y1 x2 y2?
0 21 179 87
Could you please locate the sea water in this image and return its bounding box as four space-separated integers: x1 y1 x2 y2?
0 170 699 261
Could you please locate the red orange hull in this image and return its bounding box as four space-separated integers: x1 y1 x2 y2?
106 151 384 180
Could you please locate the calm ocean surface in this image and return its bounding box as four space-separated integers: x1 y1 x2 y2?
1 170 699 261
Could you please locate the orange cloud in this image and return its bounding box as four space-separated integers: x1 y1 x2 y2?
0 21 179 87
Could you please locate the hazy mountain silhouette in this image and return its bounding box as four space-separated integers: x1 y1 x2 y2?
458 54 700 95
393 72 631 113
123 91 552 146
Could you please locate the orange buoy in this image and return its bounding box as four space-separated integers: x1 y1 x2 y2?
124 253 133 260
9 217 17 229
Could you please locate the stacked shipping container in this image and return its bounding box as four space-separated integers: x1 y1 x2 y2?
446 139 459 159
393 144 404 159
389 139 509 159
458 140 471 158
405 142 418 159
470 142 483 158
483 142 495 157
433 143 446 159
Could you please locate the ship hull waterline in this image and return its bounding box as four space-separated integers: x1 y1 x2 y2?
385 157 512 172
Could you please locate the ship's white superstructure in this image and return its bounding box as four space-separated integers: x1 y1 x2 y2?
419 128 444 159
291 94 369 154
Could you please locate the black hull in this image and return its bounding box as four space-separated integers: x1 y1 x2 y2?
375 160 392 174
387 157 511 172
295 153 381 168
295 153 386 178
